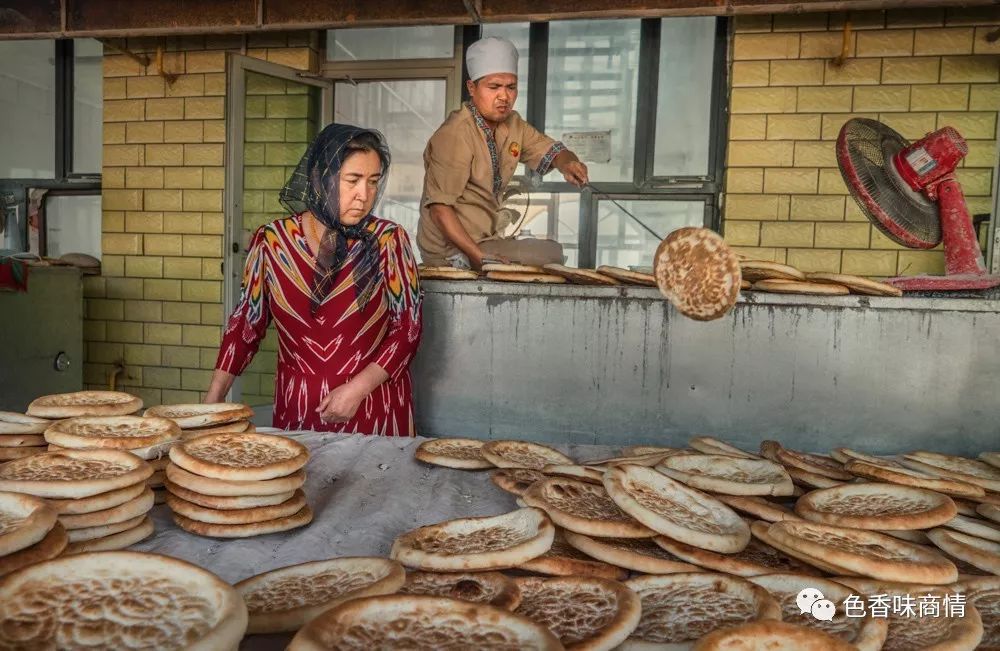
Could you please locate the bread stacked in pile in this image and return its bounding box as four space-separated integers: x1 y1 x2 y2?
0 491 64 577
144 402 256 440
0 412 54 462
394 435 1000 651
418 262 658 287
164 431 313 538
740 259 903 297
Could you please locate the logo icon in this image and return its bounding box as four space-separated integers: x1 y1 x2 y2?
797 588 836 622
509 142 521 159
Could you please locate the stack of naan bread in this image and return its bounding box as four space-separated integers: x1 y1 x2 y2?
144 402 256 439
418 262 658 287
740 258 903 297
0 490 63 577
400 435 1000 650
0 447 154 554
163 431 313 538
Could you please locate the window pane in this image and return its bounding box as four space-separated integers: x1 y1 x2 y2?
327 26 454 61
0 40 55 178
654 18 716 177
480 22 530 116
73 39 103 174
500 191 579 266
545 20 640 183
45 194 102 259
596 199 703 268
335 79 447 259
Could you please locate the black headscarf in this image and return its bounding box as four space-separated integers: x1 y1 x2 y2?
279 123 391 315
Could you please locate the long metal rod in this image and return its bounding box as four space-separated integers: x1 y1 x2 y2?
585 182 663 240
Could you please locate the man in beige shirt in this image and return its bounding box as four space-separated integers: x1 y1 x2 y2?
417 36 589 269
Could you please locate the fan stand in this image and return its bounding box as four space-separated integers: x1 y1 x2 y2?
885 177 1000 291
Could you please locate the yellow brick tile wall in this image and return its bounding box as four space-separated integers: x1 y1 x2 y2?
724 10 998 275
87 33 320 406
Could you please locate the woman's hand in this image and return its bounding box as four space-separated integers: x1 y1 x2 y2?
316 381 368 424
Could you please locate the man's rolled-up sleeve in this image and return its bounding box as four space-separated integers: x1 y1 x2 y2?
520 120 566 176
422 128 474 208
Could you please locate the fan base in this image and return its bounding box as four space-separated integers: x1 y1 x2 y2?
885 274 1000 291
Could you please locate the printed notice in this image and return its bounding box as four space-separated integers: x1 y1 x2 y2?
562 131 612 164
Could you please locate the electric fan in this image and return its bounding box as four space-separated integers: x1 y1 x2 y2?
837 117 1000 291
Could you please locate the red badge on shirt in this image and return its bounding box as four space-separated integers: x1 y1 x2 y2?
509 142 521 158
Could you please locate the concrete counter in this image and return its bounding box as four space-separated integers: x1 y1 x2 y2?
411 280 1000 457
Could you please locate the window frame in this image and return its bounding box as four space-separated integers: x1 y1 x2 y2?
0 38 102 255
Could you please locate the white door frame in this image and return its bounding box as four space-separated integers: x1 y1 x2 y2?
222 54 333 411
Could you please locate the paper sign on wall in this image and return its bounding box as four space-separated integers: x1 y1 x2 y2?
562 130 612 164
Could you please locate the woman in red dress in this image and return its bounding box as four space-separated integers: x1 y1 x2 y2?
205 124 422 435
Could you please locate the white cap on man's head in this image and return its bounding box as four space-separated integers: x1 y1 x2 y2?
466 36 519 81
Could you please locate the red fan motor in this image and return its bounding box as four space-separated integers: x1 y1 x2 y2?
837 118 1000 291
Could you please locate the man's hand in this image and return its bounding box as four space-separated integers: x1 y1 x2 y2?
316 382 367 424
559 160 589 188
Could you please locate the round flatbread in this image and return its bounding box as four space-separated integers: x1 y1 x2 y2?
43 415 180 456
0 446 46 461
45 480 147 515
845 460 986 499
165 463 305 497
688 436 761 459
415 438 494 470
750 521 856 576
0 412 50 435
739 260 806 282
944 514 1000 542
236 556 405 634
400 571 522 610
621 445 680 456
981 452 1000 470
603 464 750 553
482 263 546 273
901 451 1000 493
795 482 957 530
562 531 698 575
620 573 780 649
583 451 678 469
879 586 985 651
541 464 605 484
880 527 933 544
979 503 1000 525
26 391 142 419
748 574 888 651
522 477 655 538
513 576 640 651
287 594 563 651
542 264 621 286
0 449 153 499
656 454 793 496
182 419 253 438
390 507 555 572
754 279 850 295
419 267 480 280
596 266 656 286
806 272 903 297
693 620 860 651
519 529 629 580
144 403 254 429
0 522 67 577
167 489 305 525
654 227 741 321
64 515 155 554
768 520 958 584
715 495 803 523
0 491 57 556
761 441 853 481
173 505 313 538
0 434 46 447
786 467 844 489
491 468 547 496
164 478 295 510
927 528 1000 575
59 486 154 530
65 513 147 543
654 536 821 577
482 440 573 470
486 271 567 284
960 576 999 651
0 550 247 649
830 447 904 467
169 432 308 481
